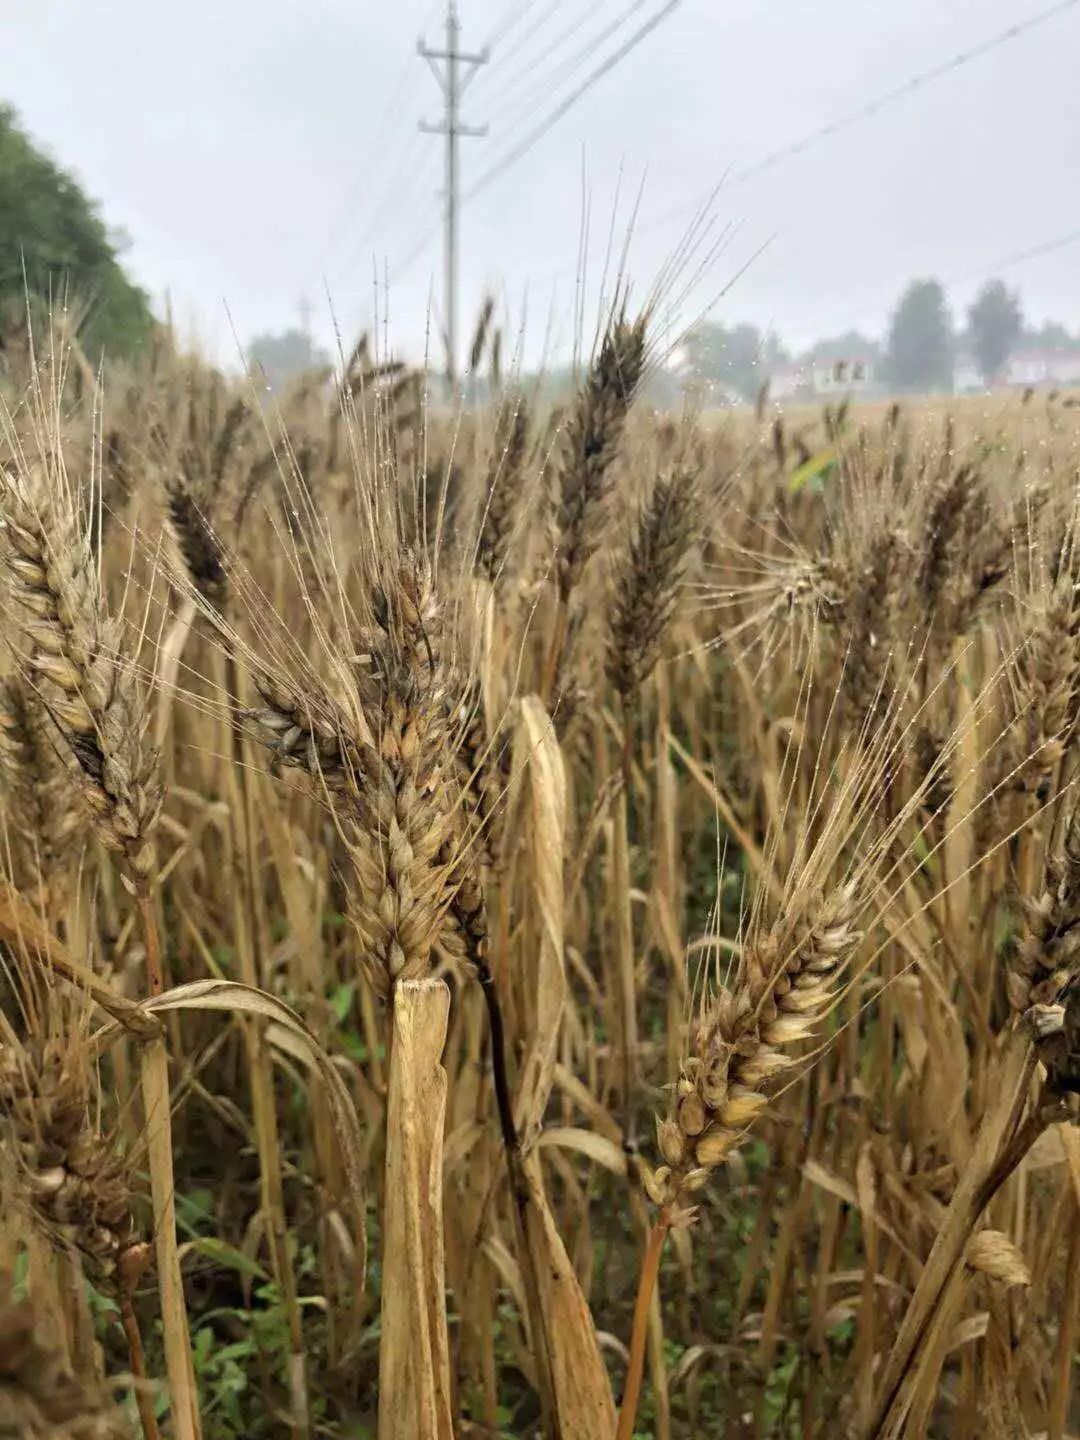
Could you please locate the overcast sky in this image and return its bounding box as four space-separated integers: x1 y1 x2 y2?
6 0 1080 368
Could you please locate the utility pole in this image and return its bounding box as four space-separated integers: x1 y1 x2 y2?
419 1 488 385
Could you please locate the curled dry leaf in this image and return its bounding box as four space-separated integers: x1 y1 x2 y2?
92 979 367 1287
965 1229 1032 1288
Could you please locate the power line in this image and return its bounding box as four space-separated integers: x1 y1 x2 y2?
330 3 452 286
741 0 1076 188
480 0 545 54
384 0 1080 309
647 0 1079 237
331 137 441 285
323 69 421 259
391 213 445 280
473 1 610 119
728 225 1080 363
332 0 647 295
323 0 443 264
482 0 651 134
474 0 577 85
466 0 682 201
951 226 1080 287
531 0 1080 294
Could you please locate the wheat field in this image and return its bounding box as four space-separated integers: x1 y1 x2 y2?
0 300 1077 1440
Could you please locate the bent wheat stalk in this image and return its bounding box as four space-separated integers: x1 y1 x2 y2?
618 877 863 1437
867 817 1080 1438
862 1023 1035 1440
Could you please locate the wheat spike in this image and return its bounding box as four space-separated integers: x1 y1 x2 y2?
344 552 457 997
841 528 899 735
477 392 530 588
552 310 647 603
244 671 363 792
0 676 83 915
1009 816 1080 1014
165 480 228 610
650 882 861 1214
607 464 698 701
0 468 163 886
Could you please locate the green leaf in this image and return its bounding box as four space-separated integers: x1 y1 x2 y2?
214 1340 256 1365
174 1188 215 1238
182 1236 268 1281
788 446 837 494
210 943 235 975
330 981 355 1024
339 1030 369 1062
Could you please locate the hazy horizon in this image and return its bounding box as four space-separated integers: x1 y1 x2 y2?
7 0 1080 369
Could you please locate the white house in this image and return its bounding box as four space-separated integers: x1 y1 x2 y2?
1008 348 1080 387
954 347 1080 392
811 356 876 395
763 357 878 400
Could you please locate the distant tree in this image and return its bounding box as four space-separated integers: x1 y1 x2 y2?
0 104 153 360
884 279 953 394
682 321 787 402
246 328 331 391
967 280 1022 384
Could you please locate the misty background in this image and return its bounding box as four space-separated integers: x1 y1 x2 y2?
4 0 1080 382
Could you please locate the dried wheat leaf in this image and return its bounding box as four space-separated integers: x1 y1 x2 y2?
946 1311 990 1351
802 1158 913 1259
378 978 453 1440
515 1149 617 1438
513 695 568 1141
535 1126 629 1176
443 1119 486 1175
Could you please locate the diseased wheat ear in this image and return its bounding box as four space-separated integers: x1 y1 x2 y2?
0 676 83 914
0 1287 130 1436
166 478 228 610
244 672 363 791
1007 577 1080 801
0 1038 138 1289
1009 820 1080 1015
839 528 900 735
344 553 458 998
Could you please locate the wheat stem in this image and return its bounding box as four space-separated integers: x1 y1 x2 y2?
119 1285 162 1440
136 900 201 1440
615 1211 671 1440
